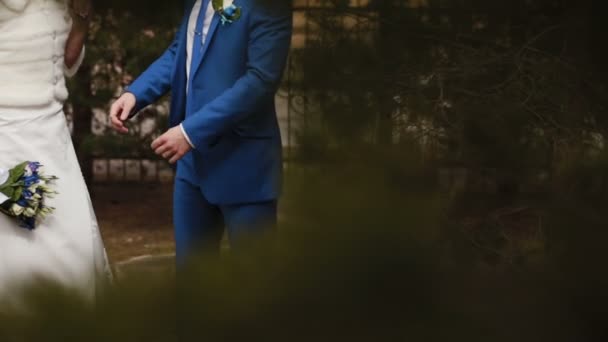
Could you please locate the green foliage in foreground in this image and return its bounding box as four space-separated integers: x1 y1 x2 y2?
1 159 607 341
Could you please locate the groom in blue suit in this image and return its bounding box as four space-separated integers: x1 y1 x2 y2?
110 0 292 264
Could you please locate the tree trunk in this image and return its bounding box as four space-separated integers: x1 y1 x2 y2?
563 0 593 69
374 0 397 145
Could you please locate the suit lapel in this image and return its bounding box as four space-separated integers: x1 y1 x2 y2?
191 11 221 79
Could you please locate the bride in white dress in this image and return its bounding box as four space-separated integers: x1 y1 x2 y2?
0 0 111 306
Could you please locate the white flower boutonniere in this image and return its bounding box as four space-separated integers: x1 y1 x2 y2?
212 0 242 25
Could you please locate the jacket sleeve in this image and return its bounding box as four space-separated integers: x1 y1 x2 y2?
181 5 292 150
125 18 187 116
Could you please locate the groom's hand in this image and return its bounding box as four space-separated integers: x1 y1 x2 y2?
109 92 136 134
151 127 192 164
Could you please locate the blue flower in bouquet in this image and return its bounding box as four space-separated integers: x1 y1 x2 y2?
23 217 36 230
0 161 57 230
22 189 33 200
23 175 39 187
28 162 40 173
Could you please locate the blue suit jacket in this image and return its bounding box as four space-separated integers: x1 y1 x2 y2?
127 0 292 205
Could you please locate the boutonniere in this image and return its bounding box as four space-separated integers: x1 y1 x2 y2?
212 0 242 25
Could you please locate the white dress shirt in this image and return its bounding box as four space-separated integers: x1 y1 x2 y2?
186 0 215 86
181 0 215 148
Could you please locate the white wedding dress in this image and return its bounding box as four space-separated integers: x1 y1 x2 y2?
0 0 111 307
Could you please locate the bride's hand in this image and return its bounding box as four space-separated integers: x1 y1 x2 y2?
69 0 92 26
64 0 91 69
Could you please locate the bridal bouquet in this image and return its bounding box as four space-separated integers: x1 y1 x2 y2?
0 162 57 230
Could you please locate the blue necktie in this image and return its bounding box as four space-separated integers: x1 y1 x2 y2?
187 0 210 113
190 0 209 76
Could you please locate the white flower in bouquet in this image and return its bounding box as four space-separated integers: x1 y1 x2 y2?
24 207 37 218
10 204 25 216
